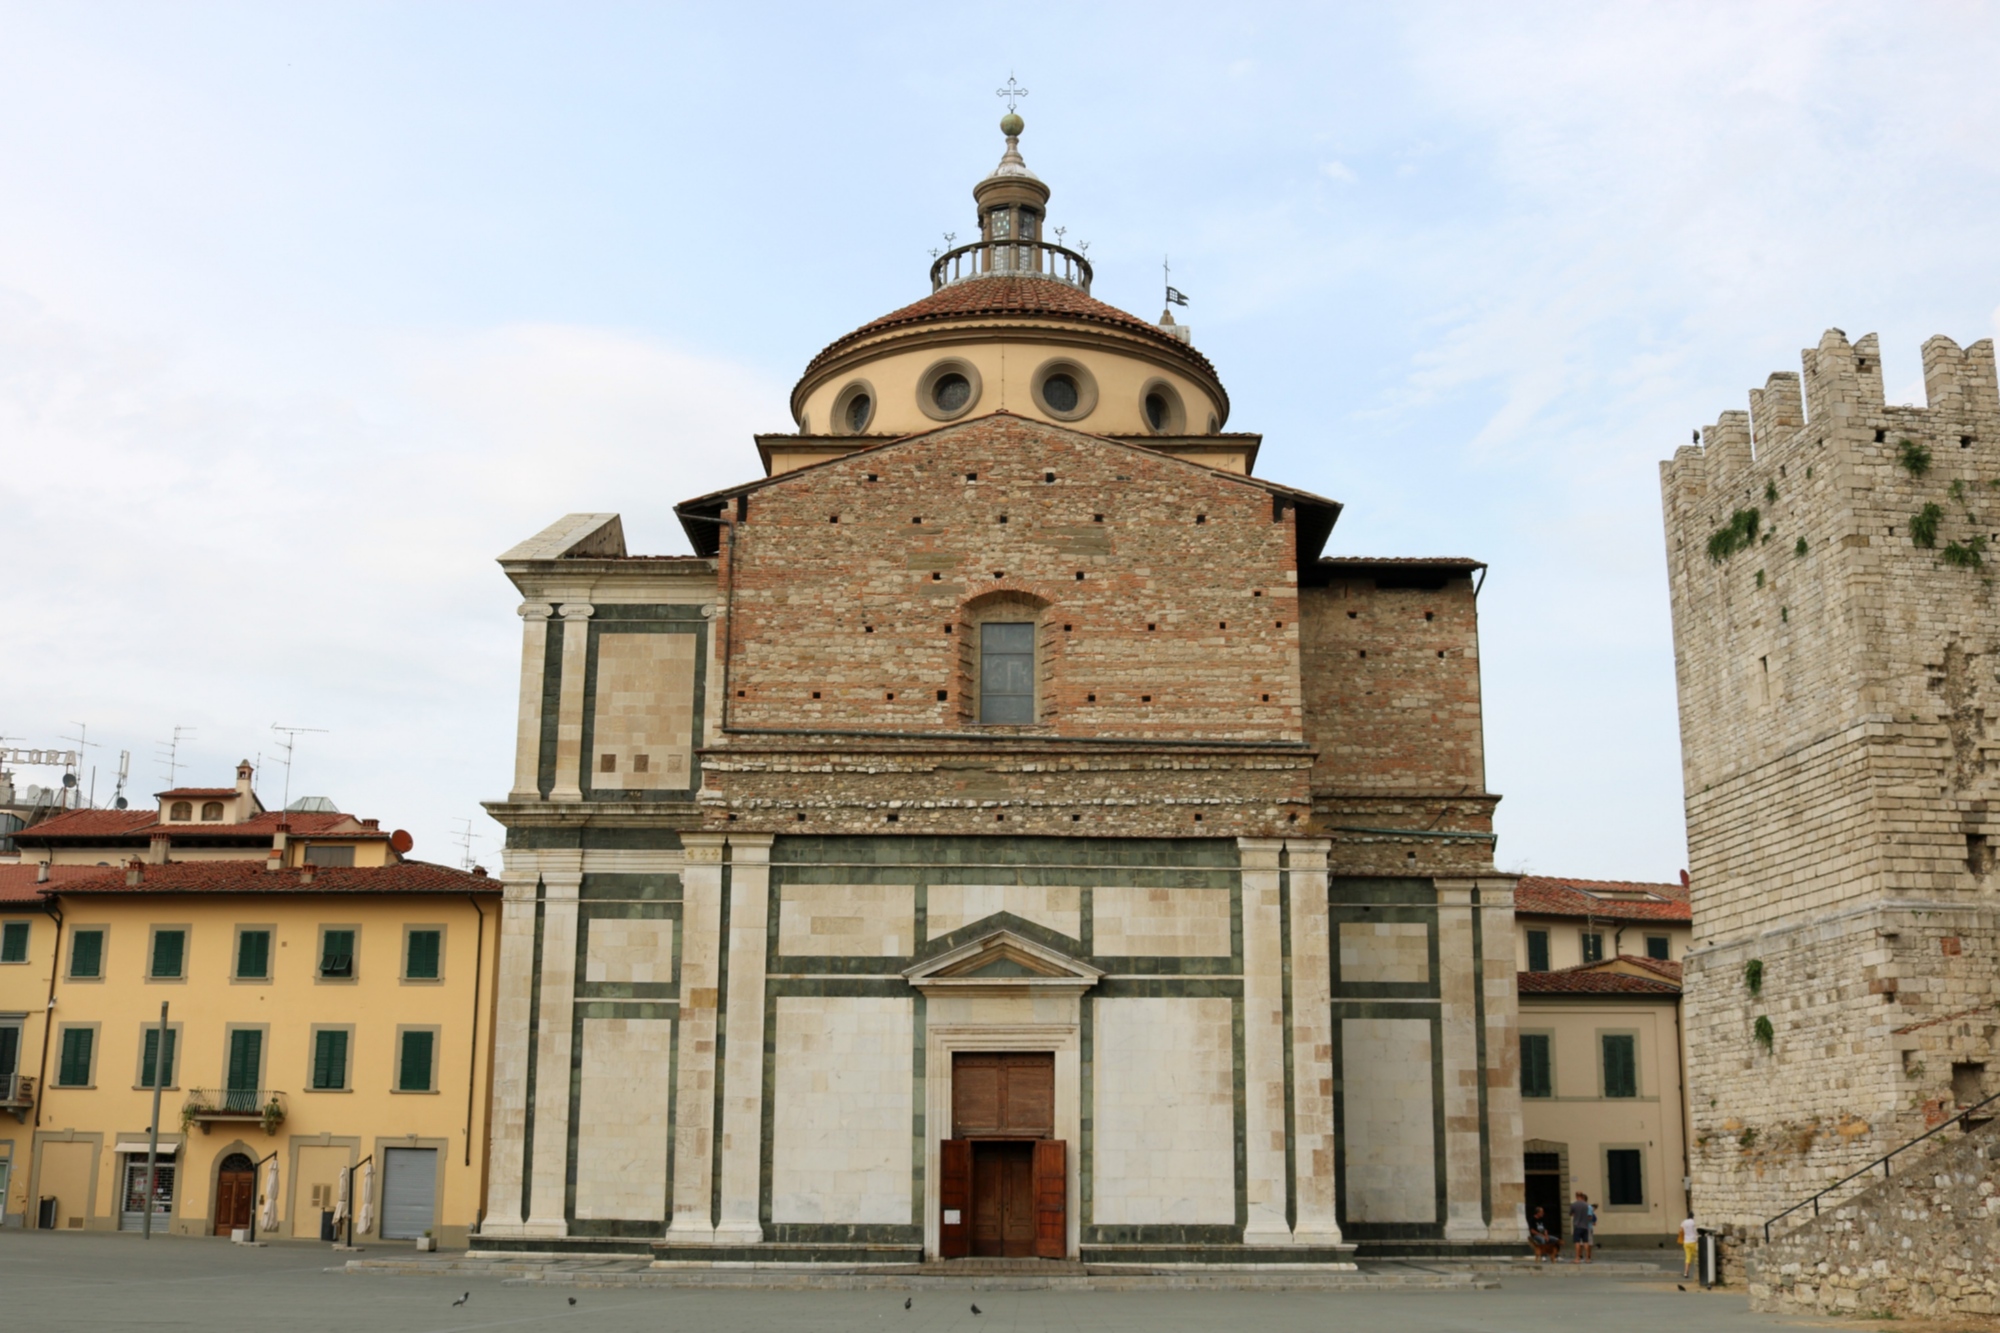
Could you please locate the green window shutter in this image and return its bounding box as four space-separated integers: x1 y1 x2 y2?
321 930 355 978
150 930 185 979
1602 1034 1637 1098
141 1027 178 1088
0 921 28 963
1520 1033 1552 1098
1525 930 1550 973
398 1031 434 1092
226 1029 263 1094
70 930 103 979
236 930 271 979
405 930 441 980
58 1028 93 1086
312 1029 348 1090
0 1025 19 1081
1606 1148 1644 1205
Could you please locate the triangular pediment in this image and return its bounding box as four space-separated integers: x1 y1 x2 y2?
903 926 1102 993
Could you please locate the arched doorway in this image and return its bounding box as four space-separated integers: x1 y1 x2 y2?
213 1152 256 1236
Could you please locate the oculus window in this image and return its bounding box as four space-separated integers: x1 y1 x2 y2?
979 623 1036 724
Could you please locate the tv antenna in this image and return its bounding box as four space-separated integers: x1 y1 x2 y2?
112 750 132 809
59 722 98 810
450 817 487 872
270 724 328 814
156 726 197 789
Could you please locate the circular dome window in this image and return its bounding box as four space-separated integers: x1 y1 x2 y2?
934 374 971 413
1140 380 1186 434
831 380 876 436
917 359 983 421
1030 358 1098 422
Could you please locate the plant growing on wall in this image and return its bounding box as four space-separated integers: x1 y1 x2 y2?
1795 536 1809 557
1754 1015 1775 1051
1941 536 1987 569
1765 479 1779 504
1910 503 1943 549
1708 508 1761 563
1745 958 1764 996
1899 438 1932 475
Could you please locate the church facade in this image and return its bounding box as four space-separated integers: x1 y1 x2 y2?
477 116 1525 1262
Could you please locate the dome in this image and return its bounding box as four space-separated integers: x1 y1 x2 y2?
790 118 1229 441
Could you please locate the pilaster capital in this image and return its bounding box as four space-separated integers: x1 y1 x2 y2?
725 833 775 863
558 602 596 621
1235 837 1286 870
1282 838 1332 870
682 833 728 864
517 601 557 622
1432 878 1479 907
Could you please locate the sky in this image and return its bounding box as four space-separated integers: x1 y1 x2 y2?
5 2 2000 879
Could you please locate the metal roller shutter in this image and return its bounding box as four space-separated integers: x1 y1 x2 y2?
380 1148 437 1240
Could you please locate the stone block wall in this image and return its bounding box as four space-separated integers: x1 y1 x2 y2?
1748 1116 2000 1320
1662 330 2000 1226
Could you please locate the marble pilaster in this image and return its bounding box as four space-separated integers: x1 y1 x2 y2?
1236 838 1291 1244
1284 838 1343 1245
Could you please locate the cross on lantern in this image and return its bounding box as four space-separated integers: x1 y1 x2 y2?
996 75 1028 113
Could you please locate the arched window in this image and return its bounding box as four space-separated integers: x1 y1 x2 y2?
957 590 1050 726
169 801 192 821
200 801 224 821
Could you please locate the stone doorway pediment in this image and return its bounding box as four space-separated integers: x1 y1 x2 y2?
902 928 1102 998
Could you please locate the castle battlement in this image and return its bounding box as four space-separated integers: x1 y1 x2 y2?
1660 327 2000 1234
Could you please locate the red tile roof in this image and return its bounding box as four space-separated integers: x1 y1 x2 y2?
1519 956 1683 996
15 809 388 844
1515 876 1690 923
802 276 1219 381
0 864 110 904
46 860 496 896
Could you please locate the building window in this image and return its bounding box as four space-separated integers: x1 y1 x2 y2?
917 359 981 421
200 801 224 821
225 1029 263 1111
396 1029 437 1092
0 920 27 963
1601 1033 1638 1098
311 1028 350 1091
69 928 105 980
304 845 355 867
1580 932 1604 964
404 929 442 981
148 928 186 980
169 801 192 821
235 929 272 981
139 1026 178 1089
0 1021 20 1081
57 1027 95 1087
1525 929 1550 973
1520 1032 1553 1098
979 622 1036 724
1645 935 1671 961
319 928 356 979
1605 1148 1644 1205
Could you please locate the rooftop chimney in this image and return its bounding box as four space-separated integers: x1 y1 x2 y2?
125 859 143 887
35 861 49 883
148 830 171 865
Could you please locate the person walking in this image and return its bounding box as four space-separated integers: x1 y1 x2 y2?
1679 1215 1700 1278
1569 1191 1594 1263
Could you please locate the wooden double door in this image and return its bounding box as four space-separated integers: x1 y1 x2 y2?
940 1052 1065 1259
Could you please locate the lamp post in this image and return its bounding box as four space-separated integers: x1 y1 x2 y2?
142 1001 168 1239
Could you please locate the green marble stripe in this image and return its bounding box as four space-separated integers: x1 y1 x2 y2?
1328 876 1438 905
1089 955 1237 976
580 874 683 900
567 1218 665 1238
1081 1224 1242 1245
1094 977 1244 1000
771 835 1242 870
764 1223 923 1244
593 603 709 621
772 863 1237 889
569 1000 681 1021
1427 1010 1448 1228
1078 885 1094 956
507 826 694 852
1079 992 1094 1228
908 992 926 1230
913 881 928 949
519 879 547 1222
535 619 564 799
768 956 909 976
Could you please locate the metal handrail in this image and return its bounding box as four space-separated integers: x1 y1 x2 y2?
1763 1088 2000 1241
929 238 1093 293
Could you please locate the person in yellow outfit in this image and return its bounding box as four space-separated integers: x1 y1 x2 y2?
1680 1215 1701 1278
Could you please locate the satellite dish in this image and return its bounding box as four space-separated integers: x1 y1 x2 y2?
115 797 129 810
61 773 77 788
390 829 414 855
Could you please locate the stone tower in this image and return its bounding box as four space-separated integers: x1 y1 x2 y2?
1661 329 2000 1232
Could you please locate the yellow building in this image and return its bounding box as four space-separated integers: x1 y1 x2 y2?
0 857 498 1244
1513 876 1693 1248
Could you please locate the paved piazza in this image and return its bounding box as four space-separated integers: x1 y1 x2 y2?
0 1232 1834 1333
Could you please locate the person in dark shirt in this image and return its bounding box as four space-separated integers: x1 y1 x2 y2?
1528 1206 1560 1262
1569 1192 1595 1263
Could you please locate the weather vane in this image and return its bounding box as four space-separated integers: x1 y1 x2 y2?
996 75 1028 113
1164 256 1190 309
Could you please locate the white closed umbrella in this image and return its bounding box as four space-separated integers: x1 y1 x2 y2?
261 1157 279 1232
332 1166 349 1227
357 1160 374 1235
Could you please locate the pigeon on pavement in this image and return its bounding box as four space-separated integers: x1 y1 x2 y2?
970 1304 982 1316
904 1298 912 1309
568 1297 577 1305
452 1293 469 1307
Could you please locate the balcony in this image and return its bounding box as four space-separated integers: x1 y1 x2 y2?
181 1088 286 1135
1 1073 33 1123
929 238 1093 294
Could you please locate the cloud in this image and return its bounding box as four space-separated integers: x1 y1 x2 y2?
1319 160 1358 184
